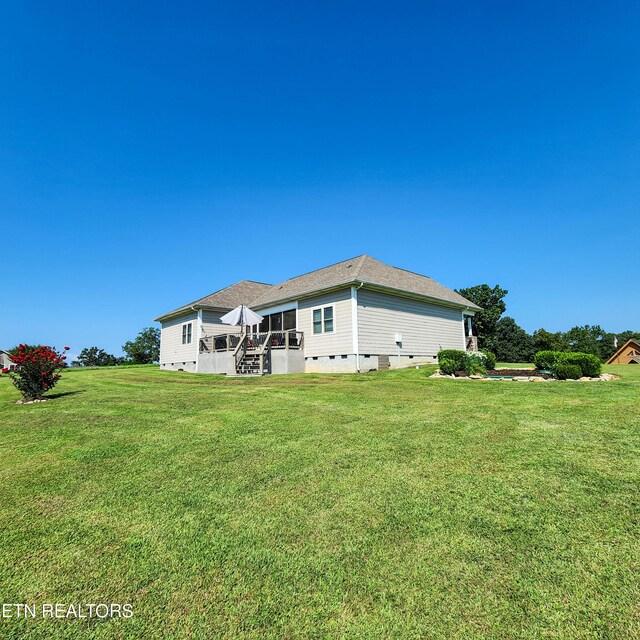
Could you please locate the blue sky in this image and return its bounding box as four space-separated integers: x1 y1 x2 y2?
1 1 639 357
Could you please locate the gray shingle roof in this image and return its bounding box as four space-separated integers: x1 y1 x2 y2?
249 255 481 310
154 280 273 320
155 255 480 321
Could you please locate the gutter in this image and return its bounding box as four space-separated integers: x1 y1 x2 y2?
154 304 230 323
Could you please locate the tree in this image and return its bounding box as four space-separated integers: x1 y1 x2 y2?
122 327 160 364
0 344 69 401
563 325 609 360
455 284 508 349
73 347 120 367
532 328 569 353
616 330 640 344
487 317 535 363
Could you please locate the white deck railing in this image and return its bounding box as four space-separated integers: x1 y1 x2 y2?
200 330 304 353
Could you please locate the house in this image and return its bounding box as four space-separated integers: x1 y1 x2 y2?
0 350 16 371
606 339 640 365
154 255 481 375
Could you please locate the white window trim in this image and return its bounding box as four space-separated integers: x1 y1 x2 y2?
312 305 335 335
255 301 299 316
182 322 193 345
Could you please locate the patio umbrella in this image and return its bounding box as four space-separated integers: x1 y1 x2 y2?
220 305 264 330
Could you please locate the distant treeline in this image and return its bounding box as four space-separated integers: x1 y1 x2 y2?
456 284 638 363
71 328 160 367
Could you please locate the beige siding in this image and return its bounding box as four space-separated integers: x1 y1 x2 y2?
357 289 465 356
298 288 354 357
201 310 242 339
160 312 198 364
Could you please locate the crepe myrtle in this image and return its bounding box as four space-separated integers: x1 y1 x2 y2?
0 344 69 401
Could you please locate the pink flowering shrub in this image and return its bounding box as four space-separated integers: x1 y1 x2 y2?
1 344 69 401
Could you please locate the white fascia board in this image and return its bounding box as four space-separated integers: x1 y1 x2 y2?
254 301 298 316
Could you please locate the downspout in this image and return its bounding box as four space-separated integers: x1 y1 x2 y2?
353 282 364 372
191 306 202 372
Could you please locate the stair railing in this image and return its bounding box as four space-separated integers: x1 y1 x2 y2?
233 333 248 373
258 331 272 374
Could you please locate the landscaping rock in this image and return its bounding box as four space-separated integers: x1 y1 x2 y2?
430 370 617 383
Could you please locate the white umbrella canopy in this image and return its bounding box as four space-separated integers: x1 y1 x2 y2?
219 304 264 328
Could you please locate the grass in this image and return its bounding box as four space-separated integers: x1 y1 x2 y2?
0 364 639 639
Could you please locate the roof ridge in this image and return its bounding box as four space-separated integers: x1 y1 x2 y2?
351 254 370 280
192 279 272 304
271 254 369 287
363 255 436 282
191 281 243 304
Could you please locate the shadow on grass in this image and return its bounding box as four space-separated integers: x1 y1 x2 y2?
45 390 86 400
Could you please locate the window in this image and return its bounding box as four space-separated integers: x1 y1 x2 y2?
313 309 322 334
259 309 296 333
283 309 296 331
182 322 192 344
313 306 334 334
323 306 333 332
271 312 283 331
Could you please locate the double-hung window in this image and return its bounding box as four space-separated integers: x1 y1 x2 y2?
182 322 192 344
312 306 334 334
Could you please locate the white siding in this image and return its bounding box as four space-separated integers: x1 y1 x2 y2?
201 310 242 339
298 288 354 357
160 312 198 365
0 352 14 369
357 289 465 356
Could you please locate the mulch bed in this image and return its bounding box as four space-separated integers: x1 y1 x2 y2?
484 369 552 378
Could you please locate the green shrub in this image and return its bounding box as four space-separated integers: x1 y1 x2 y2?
465 352 487 376
0 344 68 401
534 350 563 371
560 352 602 377
554 363 582 380
437 349 491 376
480 350 496 370
466 361 487 376
438 357 457 375
437 349 467 373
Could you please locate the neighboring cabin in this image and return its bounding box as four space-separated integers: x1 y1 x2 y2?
154 255 481 375
0 350 15 371
607 339 640 365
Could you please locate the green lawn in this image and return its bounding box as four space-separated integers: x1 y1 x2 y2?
0 364 638 639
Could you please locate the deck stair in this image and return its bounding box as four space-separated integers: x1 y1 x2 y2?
236 351 267 376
